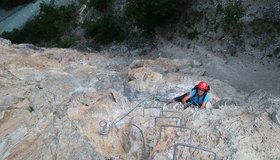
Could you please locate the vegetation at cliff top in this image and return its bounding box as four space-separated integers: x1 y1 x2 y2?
1 3 78 47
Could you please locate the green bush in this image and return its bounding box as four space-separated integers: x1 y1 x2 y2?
218 1 245 31
124 0 185 34
83 13 126 44
27 105 34 112
186 29 199 40
1 3 78 46
86 0 113 12
57 37 77 48
0 0 34 10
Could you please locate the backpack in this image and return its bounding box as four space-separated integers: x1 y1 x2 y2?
191 84 210 106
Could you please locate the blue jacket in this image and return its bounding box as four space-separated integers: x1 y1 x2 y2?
189 89 210 106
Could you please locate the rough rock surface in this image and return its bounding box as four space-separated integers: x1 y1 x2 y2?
0 40 279 160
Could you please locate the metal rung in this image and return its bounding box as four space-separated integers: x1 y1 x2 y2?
160 110 185 126
154 116 182 128
173 143 217 160
143 107 163 117
159 125 194 145
161 110 183 117
118 123 147 160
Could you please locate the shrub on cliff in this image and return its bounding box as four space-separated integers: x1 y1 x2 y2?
124 0 185 34
1 3 78 46
81 0 113 12
83 13 126 44
217 0 245 31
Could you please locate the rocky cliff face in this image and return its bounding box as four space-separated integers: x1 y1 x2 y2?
163 0 280 65
1 38 280 159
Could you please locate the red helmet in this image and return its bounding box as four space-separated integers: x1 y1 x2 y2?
197 81 209 91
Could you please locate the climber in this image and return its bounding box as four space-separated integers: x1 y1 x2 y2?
174 81 211 110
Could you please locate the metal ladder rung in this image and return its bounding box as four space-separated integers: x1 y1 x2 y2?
173 143 217 160
159 124 195 145
154 116 182 128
